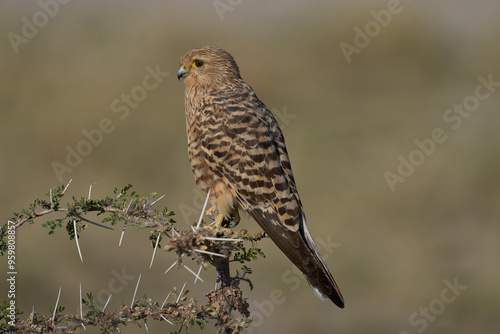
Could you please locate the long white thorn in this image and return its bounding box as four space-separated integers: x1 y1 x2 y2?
194 248 227 258
131 273 142 308
144 320 150 334
150 194 166 207
204 237 244 242
119 222 127 247
103 294 112 312
161 292 172 309
126 199 134 213
196 189 211 229
31 305 34 321
160 315 174 325
78 216 113 230
50 188 53 205
194 261 204 285
88 183 95 200
59 313 70 322
149 233 161 269
74 220 83 262
118 199 134 247
164 260 177 275
79 282 83 319
175 282 187 303
182 263 205 282
52 286 62 321
63 179 73 194
164 254 184 274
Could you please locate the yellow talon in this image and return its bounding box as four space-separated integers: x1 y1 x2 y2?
206 206 218 220
213 213 225 228
206 206 239 228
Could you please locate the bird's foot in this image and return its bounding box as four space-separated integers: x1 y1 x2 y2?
207 206 239 228
206 206 218 221
213 213 225 228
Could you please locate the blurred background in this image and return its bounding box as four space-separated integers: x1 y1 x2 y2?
1 0 500 333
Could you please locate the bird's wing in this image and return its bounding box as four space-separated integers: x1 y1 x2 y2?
196 90 344 307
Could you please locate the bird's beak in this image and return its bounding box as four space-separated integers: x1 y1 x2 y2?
177 66 188 80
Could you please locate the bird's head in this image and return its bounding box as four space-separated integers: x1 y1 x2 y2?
177 46 241 88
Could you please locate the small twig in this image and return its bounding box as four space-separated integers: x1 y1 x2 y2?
15 208 54 228
14 205 127 229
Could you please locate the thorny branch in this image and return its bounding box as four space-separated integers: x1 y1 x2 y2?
1 183 267 333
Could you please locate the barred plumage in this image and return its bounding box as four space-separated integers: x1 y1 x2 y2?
178 46 344 308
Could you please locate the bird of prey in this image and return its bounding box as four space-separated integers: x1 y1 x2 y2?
177 46 344 308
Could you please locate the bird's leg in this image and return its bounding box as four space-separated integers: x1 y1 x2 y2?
226 209 240 228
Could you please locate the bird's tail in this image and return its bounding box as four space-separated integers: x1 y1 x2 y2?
300 219 345 308
246 207 344 308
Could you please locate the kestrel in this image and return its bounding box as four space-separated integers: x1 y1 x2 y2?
177 46 344 308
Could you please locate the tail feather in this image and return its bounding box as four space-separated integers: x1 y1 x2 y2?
246 207 345 308
301 219 344 308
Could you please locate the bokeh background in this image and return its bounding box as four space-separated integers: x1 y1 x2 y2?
1 0 500 333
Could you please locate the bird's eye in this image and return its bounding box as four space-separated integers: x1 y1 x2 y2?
192 60 205 68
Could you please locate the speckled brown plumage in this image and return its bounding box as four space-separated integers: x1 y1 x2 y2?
177 46 344 308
